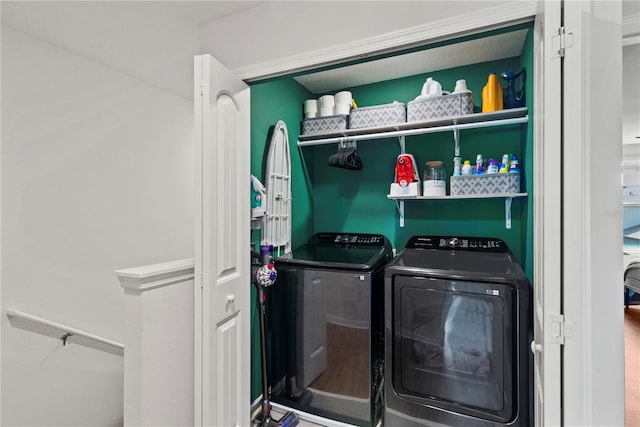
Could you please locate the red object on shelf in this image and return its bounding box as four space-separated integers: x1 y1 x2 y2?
396 154 417 187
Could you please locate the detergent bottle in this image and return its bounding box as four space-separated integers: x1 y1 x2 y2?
418 77 444 99
482 73 503 112
501 67 526 109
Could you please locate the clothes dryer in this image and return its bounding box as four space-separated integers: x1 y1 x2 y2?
384 235 531 427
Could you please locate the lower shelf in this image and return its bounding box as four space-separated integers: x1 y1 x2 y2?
388 193 528 229
387 192 528 200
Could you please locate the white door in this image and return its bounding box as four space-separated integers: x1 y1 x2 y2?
194 54 251 427
532 1 562 425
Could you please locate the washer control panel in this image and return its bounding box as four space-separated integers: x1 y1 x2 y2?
406 235 508 252
314 233 386 246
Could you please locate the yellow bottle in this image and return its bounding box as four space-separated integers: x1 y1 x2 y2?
482 73 503 112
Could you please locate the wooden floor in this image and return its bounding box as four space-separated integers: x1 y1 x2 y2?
626 305 640 426
309 322 369 398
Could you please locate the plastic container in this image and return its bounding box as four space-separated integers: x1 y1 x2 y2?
461 160 473 175
509 155 520 173
499 154 510 173
474 154 485 175
423 161 447 197
453 157 462 177
487 158 500 174
482 73 504 112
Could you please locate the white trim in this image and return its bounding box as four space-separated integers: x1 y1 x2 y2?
114 258 194 293
233 2 538 81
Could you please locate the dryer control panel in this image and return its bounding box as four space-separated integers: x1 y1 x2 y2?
406 235 508 252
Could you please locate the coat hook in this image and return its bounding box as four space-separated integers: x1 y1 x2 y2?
61 332 73 346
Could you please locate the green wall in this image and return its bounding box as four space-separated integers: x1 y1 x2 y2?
249 26 535 402
249 78 314 401
310 56 529 264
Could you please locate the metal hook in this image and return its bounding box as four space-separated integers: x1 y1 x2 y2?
61 332 73 346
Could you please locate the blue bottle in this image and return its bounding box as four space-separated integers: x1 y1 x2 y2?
509 155 520 173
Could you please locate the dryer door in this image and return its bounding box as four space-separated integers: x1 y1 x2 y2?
391 275 516 423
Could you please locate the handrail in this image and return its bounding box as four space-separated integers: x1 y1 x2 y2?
6 309 124 356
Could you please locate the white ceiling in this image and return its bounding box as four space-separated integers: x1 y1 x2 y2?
0 1 267 100
1 1 637 100
294 29 529 94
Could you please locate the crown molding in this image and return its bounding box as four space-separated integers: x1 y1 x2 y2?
233 2 538 82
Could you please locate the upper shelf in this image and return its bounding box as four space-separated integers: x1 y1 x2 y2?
297 107 528 147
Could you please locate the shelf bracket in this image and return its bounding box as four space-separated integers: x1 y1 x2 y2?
394 199 405 227
505 197 513 229
398 135 406 154
453 125 460 157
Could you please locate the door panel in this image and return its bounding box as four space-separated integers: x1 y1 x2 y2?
216 314 241 426
195 54 250 427
533 2 562 425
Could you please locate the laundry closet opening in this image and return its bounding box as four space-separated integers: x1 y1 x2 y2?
248 21 535 416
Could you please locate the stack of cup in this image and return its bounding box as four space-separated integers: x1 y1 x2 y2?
303 99 318 119
318 95 335 117
303 91 353 118
334 91 352 115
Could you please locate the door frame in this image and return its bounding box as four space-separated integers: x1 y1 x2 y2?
561 1 624 424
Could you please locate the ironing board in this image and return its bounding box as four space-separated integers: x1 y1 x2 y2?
262 120 291 257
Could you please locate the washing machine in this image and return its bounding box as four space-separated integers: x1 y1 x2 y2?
269 232 393 427
384 235 531 427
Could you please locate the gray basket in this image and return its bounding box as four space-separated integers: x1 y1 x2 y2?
349 102 406 129
302 115 348 136
407 92 474 122
450 173 520 196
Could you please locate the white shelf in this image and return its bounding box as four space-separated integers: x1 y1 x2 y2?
387 192 528 200
388 193 528 229
297 107 528 147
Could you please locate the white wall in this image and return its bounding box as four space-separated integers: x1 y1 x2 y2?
1 24 195 425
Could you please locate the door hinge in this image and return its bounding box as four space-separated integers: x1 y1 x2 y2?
552 26 574 58
549 313 572 345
